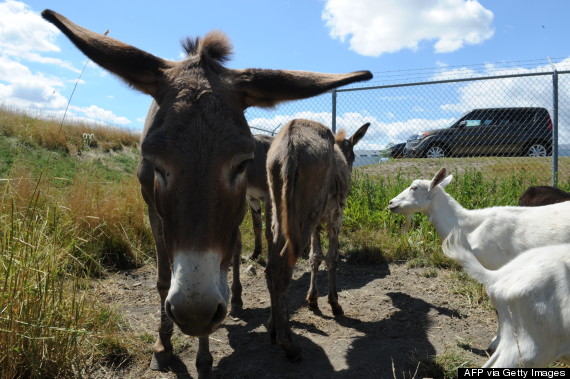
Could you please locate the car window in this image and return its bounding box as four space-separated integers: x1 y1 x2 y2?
455 108 543 130
498 109 534 124
463 111 494 127
467 109 535 128
465 119 482 127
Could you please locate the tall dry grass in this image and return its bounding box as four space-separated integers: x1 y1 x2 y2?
1 164 152 377
0 106 140 154
1 116 150 377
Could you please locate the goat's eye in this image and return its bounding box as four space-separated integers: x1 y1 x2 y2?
410 186 417 191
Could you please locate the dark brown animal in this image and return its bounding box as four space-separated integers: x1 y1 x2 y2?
518 185 570 206
246 134 274 260
266 120 369 362
42 9 372 376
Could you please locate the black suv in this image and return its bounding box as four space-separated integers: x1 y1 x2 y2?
404 107 553 158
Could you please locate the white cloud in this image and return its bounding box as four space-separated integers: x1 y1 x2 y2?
435 58 570 141
0 55 69 110
0 54 34 81
0 0 78 72
322 0 494 57
0 1 133 128
248 111 376 137
430 66 478 81
0 1 60 53
436 60 566 112
246 109 453 149
70 104 131 125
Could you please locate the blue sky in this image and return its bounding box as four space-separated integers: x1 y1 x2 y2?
1 0 569 139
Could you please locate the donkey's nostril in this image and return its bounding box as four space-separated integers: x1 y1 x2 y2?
211 302 227 326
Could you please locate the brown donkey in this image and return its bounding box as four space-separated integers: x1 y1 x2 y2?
42 10 372 376
246 134 274 260
266 119 369 361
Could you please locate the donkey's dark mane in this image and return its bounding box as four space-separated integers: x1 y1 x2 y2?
181 30 233 63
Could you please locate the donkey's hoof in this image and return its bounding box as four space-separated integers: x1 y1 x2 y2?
307 299 321 314
230 303 243 317
285 343 303 363
266 320 277 344
231 296 243 310
249 250 261 261
197 367 213 379
196 353 213 378
150 350 173 371
331 303 344 316
269 329 277 344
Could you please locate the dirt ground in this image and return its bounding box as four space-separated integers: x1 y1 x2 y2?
91 254 497 379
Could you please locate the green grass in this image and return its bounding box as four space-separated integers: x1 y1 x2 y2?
343 164 570 268
420 339 478 378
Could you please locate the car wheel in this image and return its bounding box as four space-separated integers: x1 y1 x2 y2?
526 143 548 157
425 145 446 158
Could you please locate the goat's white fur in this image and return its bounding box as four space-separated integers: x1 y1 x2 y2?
388 167 570 351
389 167 570 270
443 231 570 368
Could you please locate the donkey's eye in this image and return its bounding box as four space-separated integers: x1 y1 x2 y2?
154 166 167 181
410 186 417 191
233 159 251 177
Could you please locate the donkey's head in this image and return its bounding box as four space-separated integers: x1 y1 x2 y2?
43 10 372 336
335 122 371 169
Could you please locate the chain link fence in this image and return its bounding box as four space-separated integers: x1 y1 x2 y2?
245 58 570 186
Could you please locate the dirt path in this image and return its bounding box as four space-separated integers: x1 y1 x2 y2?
93 257 496 378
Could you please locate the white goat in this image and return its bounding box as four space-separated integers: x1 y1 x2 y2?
388 167 570 270
443 231 570 368
388 167 570 351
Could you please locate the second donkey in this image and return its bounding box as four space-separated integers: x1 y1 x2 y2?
265 119 369 359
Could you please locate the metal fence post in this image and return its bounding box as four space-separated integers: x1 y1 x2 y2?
331 89 337 133
549 58 559 187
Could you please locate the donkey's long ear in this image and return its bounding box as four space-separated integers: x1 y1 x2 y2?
42 10 172 101
350 122 370 147
232 69 372 109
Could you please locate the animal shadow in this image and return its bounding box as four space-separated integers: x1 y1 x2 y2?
335 292 453 377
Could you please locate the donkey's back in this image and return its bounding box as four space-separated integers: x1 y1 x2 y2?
267 119 335 257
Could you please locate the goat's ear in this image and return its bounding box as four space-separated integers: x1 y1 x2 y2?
42 10 172 102
232 69 372 109
440 175 453 188
430 167 448 190
350 122 370 147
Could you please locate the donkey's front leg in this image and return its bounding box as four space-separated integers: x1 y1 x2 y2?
149 271 173 370
149 274 174 370
196 337 213 378
147 207 174 371
325 220 343 316
231 230 243 312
